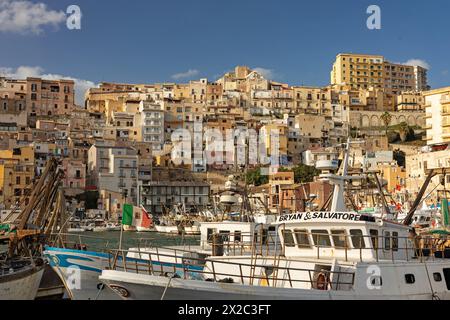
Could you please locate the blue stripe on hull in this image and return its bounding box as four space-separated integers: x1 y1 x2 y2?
44 246 204 273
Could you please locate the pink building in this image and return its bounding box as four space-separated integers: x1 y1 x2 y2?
62 159 86 196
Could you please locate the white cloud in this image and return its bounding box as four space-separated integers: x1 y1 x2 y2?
0 65 97 105
0 0 66 34
171 69 199 80
402 59 431 70
253 67 275 80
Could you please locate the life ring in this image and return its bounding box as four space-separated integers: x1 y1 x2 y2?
316 272 330 290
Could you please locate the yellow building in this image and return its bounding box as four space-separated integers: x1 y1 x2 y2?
396 91 425 111
331 53 428 95
260 123 288 165
0 146 35 209
423 86 450 145
379 163 407 193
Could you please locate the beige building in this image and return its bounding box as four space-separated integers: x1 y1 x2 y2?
406 148 450 197
88 145 139 204
423 87 450 145
396 91 425 111
331 53 429 95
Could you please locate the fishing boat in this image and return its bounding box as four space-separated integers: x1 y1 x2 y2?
106 222 122 232
0 256 45 300
44 235 205 300
99 139 450 300
136 226 153 232
154 224 179 234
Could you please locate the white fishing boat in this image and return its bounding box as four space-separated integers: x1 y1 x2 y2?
136 226 153 232
182 224 200 236
93 226 107 232
154 224 179 234
106 222 121 231
68 227 86 233
44 242 205 300
99 139 450 300
123 225 136 232
0 258 45 300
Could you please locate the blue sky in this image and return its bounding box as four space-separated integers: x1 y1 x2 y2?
1 0 449 103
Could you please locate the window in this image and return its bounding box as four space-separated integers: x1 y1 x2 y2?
370 229 379 249
444 269 450 290
282 230 296 247
234 231 242 243
350 229 365 248
311 230 331 247
405 274 415 284
207 228 216 243
384 231 391 251
294 229 311 248
392 232 399 252
434 273 442 282
331 230 348 249
219 230 230 242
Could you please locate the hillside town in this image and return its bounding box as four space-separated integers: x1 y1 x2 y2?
1 53 447 223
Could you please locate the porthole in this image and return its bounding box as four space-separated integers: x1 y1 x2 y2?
434 273 442 282
405 274 415 284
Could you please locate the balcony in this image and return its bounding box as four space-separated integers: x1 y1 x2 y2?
424 113 433 119
422 135 432 141
440 95 450 104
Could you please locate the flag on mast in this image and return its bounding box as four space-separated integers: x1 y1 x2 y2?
140 206 153 229
122 203 153 228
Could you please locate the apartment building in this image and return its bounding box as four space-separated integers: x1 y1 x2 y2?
141 181 210 214
139 100 164 151
423 86 450 145
88 145 139 204
259 123 289 166
61 159 86 196
331 53 429 95
0 146 35 209
406 146 450 197
396 91 425 111
26 77 75 116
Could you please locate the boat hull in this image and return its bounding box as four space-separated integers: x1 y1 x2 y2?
99 270 449 300
0 265 44 300
44 247 204 300
136 226 153 232
44 247 121 300
155 225 179 234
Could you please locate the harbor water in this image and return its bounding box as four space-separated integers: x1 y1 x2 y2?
62 231 200 252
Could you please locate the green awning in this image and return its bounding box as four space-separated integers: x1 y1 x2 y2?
429 229 450 235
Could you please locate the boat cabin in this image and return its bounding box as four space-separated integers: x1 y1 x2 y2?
277 212 415 262
199 221 277 251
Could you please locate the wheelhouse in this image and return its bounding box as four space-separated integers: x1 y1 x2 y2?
277 212 415 262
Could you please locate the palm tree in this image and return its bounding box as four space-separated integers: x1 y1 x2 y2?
380 112 392 135
398 122 410 142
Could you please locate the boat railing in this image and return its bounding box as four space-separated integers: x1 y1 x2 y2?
285 229 450 263
47 233 112 252
106 247 356 290
137 233 200 250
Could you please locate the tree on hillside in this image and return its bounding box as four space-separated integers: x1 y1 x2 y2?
280 165 321 184
381 112 392 136
246 168 269 186
398 122 409 142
